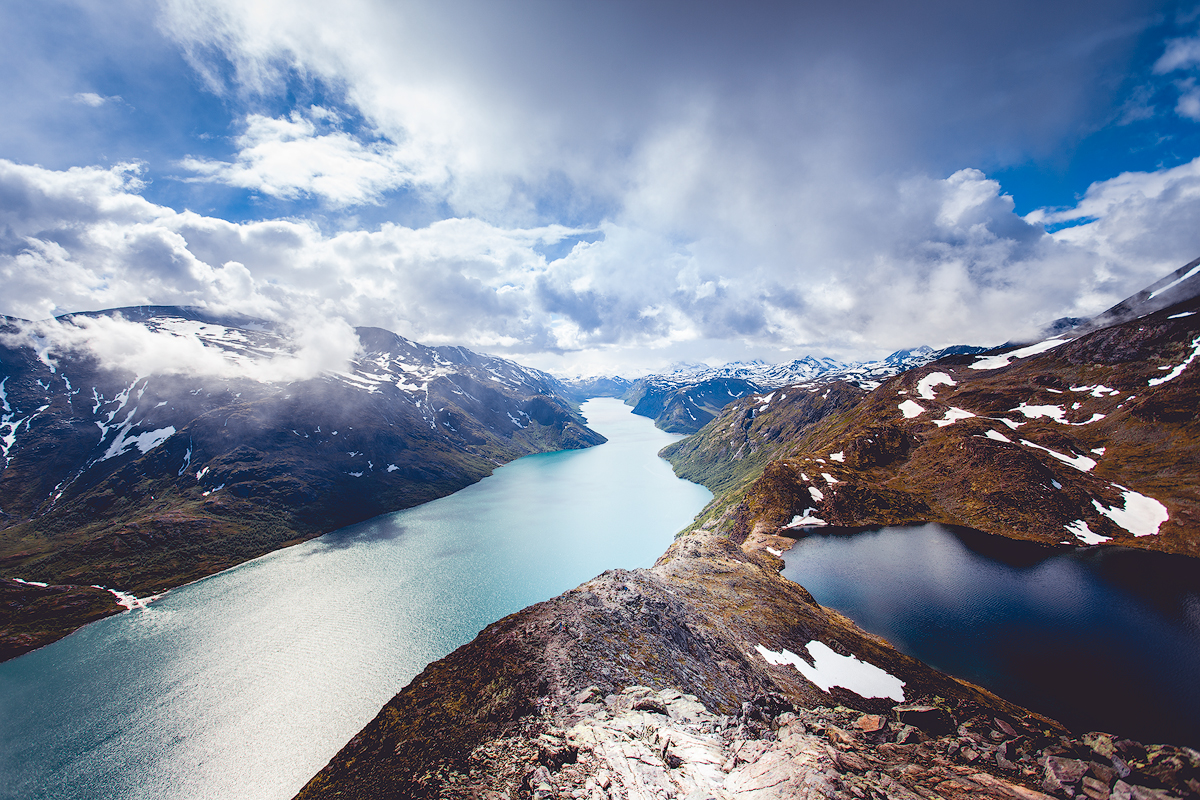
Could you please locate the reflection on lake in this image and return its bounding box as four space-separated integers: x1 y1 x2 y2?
781 523 1200 746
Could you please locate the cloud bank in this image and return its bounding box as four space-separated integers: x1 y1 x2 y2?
3 152 1199 374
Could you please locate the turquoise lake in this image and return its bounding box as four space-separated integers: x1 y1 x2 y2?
0 398 712 800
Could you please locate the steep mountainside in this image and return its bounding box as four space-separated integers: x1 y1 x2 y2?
666 276 1200 557
0 307 602 658
626 346 986 434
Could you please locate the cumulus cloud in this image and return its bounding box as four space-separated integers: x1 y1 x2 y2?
180 108 417 205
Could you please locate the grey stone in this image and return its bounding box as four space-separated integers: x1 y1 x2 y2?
1043 755 1089 796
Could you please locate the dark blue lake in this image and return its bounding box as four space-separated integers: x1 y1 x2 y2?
781 523 1200 747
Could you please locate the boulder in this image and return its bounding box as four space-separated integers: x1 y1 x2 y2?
1043 756 1089 796
894 704 954 735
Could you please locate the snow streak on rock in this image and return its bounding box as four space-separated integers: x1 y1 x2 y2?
756 643 905 701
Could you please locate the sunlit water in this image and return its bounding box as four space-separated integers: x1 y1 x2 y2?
782 524 1200 747
0 398 711 800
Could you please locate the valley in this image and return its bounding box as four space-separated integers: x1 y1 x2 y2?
2 263 1199 800
293 261 1200 799
0 307 601 659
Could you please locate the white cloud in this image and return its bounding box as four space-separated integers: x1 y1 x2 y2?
0 313 362 382
5 154 1199 377
1154 32 1200 73
1029 156 1200 269
180 109 418 206
72 92 121 107
1176 79 1200 121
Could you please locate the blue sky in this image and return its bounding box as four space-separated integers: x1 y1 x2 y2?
3 0 1200 375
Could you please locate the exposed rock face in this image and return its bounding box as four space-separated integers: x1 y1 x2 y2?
625 376 763 434
0 307 602 657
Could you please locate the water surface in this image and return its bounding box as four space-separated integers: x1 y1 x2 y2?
0 398 710 800
781 524 1200 746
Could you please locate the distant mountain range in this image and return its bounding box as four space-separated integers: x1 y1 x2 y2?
620 345 987 433
0 306 601 659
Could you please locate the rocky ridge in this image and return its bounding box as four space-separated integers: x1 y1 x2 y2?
294 527 1199 800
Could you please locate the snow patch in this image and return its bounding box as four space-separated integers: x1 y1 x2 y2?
1092 487 1169 537
1011 402 1104 425
95 586 161 611
1065 520 1110 545
829 451 844 462
12 577 49 587
784 511 827 528
969 336 1070 370
756 643 905 701
1020 439 1096 472
933 407 976 427
765 547 783 557
1070 384 1120 397
1168 311 1196 319
387 464 399 472
822 473 838 485
101 423 176 461
1148 335 1200 387
984 429 1011 443
808 486 824 502
898 399 925 419
1149 263 1200 299
915 372 955 400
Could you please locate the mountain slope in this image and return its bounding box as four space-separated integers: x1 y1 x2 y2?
666 276 1200 557
0 307 603 658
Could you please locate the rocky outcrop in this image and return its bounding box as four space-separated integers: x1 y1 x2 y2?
294 528 1071 799
0 577 121 660
456 685 1200 800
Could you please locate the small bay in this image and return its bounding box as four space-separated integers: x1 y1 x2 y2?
781 523 1200 747
0 398 711 800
